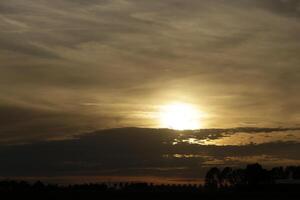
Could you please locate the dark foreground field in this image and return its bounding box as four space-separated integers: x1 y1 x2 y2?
0 180 300 200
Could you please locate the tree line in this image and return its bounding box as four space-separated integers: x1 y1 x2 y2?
205 163 300 188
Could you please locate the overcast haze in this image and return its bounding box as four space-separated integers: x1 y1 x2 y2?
1 0 300 143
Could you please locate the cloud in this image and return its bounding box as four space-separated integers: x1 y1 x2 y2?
175 127 300 146
0 0 299 142
0 128 299 181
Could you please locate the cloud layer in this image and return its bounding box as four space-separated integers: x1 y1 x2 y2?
0 0 300 142
0 128 299 183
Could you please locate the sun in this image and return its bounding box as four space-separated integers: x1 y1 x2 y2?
159 103 203 130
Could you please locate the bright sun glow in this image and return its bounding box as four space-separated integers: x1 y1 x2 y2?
159 103 203 130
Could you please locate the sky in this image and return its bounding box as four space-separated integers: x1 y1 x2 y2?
0 0 300 183
1 0 300 143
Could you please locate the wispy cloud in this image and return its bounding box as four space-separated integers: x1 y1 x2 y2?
0 0 299 142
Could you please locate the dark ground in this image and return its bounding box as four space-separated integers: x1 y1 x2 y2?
0 180 300 200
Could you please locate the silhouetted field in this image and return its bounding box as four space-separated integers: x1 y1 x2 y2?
1 164 300 199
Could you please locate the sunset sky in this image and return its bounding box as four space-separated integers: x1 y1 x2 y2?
0 0 300 183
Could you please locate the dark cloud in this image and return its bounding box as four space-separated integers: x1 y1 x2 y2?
259 0 300 18
0 103 122 144
0 128 299 181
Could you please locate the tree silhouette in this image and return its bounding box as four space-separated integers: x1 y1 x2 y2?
220 167 233 187
205 167 221 189
270 167 285 181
